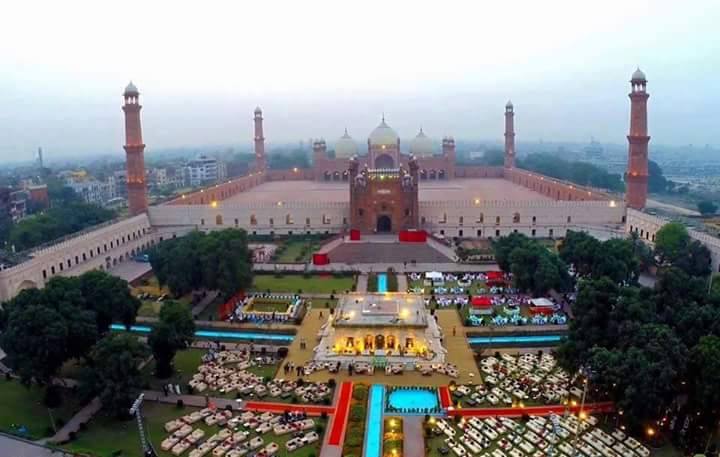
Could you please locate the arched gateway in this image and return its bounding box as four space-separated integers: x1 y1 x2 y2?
376 215 392 233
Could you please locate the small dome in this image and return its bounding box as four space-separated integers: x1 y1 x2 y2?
506 100 513 109
254 106 262 114
631 68 646 81
369 117 399 147
335 129 358 158
409 128 434 157
123 81 139 96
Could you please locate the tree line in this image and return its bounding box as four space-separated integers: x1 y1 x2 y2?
557 225 718 452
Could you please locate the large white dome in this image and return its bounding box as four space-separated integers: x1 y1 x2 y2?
335 129 358 158
369 118 399 147
409 128 434 157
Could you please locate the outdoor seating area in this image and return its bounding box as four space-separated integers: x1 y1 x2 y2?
408 272 511 297
162 408 321 457
227 294 304 324
450 353 574 407
465 294 567 327
428 413 651 457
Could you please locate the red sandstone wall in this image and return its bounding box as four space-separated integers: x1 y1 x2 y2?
503 168 613 201
167 172 265 205
454 166 505 178
267 169 316 181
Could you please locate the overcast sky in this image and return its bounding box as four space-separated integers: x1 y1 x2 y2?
1 0 718 163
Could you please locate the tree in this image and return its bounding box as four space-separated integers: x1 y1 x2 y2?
654 222 690 264
79 270 140 332
518 153 624 192
697 200 718 215
688 336 720 426
83 334 148 418
150 229 253 298
148 300 195 378
492 232 531 272
647 160 670 193
482 149 504 166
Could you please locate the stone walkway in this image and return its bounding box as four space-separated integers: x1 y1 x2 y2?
356 273 368 292
191 290 220 318
48 397 102 444
403 416 426 457
397 274 408 291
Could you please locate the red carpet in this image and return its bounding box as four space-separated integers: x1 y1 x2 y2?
439 386 452 409
446 401 615 417
327 382 353 445
243 401 334 416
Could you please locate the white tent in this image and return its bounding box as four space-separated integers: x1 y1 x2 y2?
530 298 554 308
425 272 443 280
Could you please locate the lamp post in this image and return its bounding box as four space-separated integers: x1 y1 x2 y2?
130 393 157 457
571 369 590 457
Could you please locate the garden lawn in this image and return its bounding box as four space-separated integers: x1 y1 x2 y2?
249 299 292 313
252 274 353 294
0 379 83 440
66 402 327 457
143 349 205 391
275 239 321 263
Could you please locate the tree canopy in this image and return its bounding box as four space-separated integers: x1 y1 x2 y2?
8 202 116 251
148 300 195 378
653 222 711 277
0 271 139 384
558 235 720 445
559 231 640 283
150 229 253 298
81 333 149 418
493 233 570 296
697 200 718 215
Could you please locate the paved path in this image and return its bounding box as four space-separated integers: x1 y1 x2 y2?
403 416 426 457
319 382 353 457
356 273 368 292
191 290 220 318
0 433 72 457
397 274 408 291
255 262 500 273
447 402 615 418
108 260 152 282
48 397 102 444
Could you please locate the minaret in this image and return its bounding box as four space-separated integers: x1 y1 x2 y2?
504 100 515 168
253 106 267 172
625 68 650 210
122 81 148 215
442 136 456 179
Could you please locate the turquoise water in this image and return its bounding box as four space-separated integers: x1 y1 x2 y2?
377 273 388 293
364 385 385 457
110 324 294 342
388 389 438 410
467 334 563 345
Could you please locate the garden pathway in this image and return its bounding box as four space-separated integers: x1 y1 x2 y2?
356 274 368 292
435 310 482 386
47 397 102 444
191 290 220 318
403 416 426 457
397 274 408 292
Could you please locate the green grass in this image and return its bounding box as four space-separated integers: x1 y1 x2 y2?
0 379 83 440
66 402 327 457
274 239 321 263
252 274 354 294
137 300 162 317
143 349 206 392
249 298 293 313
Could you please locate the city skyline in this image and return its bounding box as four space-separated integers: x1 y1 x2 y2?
1 0 719 161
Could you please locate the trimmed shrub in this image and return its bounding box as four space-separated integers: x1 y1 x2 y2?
349 405 366 422
176 399 184 408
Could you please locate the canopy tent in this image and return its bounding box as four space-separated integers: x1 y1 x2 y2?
425 272 443 281
530 298 554 308
486 271 504 281
471 296 493 308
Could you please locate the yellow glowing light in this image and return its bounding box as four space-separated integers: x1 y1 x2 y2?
571 400 578 407
181 194 186 199
277 201 283 206
400 309 409 318
390 419 397 427
211 201 218 208
646 427 655 437
579 411 587 420
293 167 298 172
474 198 480 205
609 200 617 207
349 311 356 318
428 417 436 425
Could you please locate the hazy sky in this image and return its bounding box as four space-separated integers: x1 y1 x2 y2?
1 0 719 162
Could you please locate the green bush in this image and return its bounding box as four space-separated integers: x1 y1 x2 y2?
349 404 366 422
345 429 364 447
352 384 368 401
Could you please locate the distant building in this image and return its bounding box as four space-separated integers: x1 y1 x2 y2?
61 171 117 206
0 188 28 222
183 155 227 187
26 184 50 209
584 138 604 160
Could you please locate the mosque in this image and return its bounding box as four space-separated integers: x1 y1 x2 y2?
8 69 717 303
